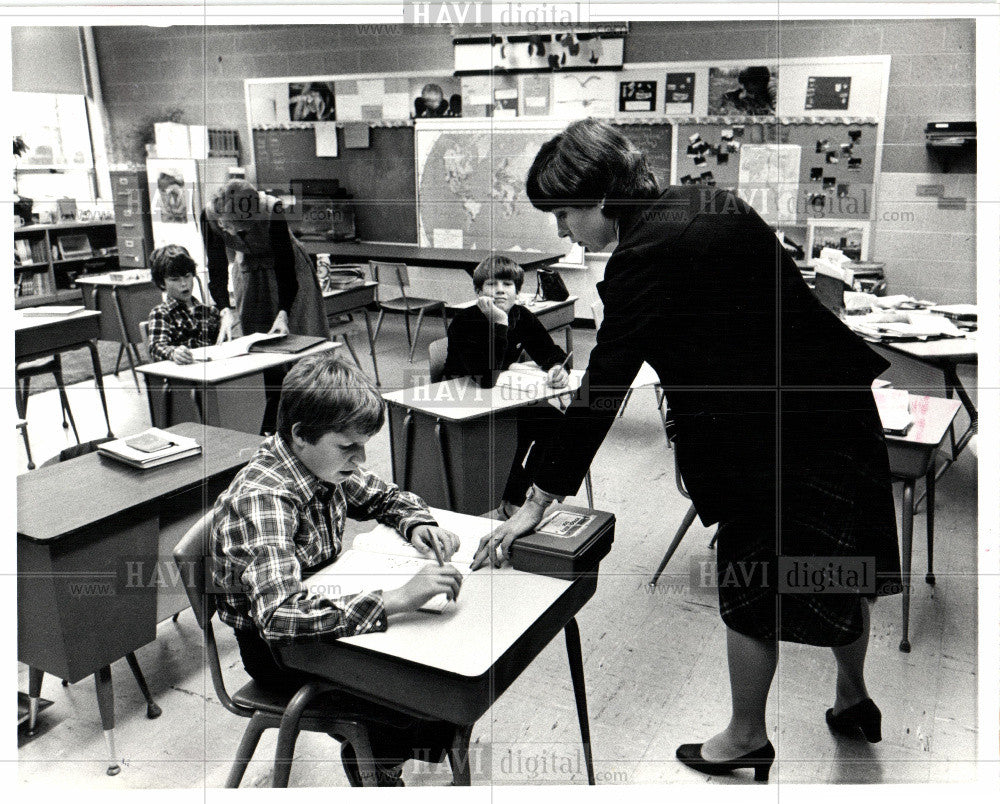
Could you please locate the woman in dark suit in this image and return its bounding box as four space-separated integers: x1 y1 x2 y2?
471 119 901 782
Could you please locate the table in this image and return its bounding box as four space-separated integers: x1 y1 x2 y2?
383 370 583 514
278 507 600 785
136 336 338 434
299 241 564 271
18 423 262 774
323 281 380 385
883 394 961 653
448 296 578 367
872 335 977 507
76 273 165 388
14 309 114 439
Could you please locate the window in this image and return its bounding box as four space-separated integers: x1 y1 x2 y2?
13 91 99 202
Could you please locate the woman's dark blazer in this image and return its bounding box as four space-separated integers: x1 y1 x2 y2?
531 187 892 527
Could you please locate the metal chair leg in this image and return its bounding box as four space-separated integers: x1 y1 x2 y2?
408 308 427 362
584 470 594 507
925 461 936 585
226 713 268 788
649 504 698 587
361 308 381 386
339 334 362 367
18 421 35 470
617 387 634 419
273 681 337 788
124 652 162 719
372 310 386 346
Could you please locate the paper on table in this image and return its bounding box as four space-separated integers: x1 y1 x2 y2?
873 388 913 434
307 522 481 613
188 333 281 361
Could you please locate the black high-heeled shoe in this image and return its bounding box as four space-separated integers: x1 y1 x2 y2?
675 740 775 782
825 698 882 743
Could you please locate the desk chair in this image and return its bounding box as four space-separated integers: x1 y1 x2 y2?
173 514 384 788
15 354 80 445
138 319 150 356
369 261 449 362
35 438 163 723
427 338 595 508
327 312 379 385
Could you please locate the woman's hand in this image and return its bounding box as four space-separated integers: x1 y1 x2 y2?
216 308 236 344
546 365 569 388
410 525 460 561
470 498 548 570
382 564 463 614
268 310 290 336
477 296 508 326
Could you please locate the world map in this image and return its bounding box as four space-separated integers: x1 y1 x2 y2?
415 127 570 255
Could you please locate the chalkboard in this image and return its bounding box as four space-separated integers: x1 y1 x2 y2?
252 126 417 243
614 123 672 189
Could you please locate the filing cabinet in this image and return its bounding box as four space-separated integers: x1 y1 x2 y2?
109 170 155 268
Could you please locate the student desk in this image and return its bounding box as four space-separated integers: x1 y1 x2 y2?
383 371 583 515
323 281 380 384
872 334 978 506
18 422 262 774
300 241 563 271
884 394 962 653
136 337 338 434
76 273 164 387
278 507 599 785
14 309 114 438
447 296 578 367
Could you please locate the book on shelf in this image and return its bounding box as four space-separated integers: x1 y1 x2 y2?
306 519 481 613
97 427 202 469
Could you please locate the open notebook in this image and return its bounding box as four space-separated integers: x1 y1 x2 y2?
306 514 488 613
189 333 326 361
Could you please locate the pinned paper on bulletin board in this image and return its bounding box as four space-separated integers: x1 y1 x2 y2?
315 122 339 157
344 122 371 149
665 72 695 114
737 143 801 224
805 76 852 110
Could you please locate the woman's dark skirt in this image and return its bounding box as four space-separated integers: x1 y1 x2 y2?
715 390 901 648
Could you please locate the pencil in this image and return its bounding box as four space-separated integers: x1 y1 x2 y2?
429 533 446 567
556 351 574 372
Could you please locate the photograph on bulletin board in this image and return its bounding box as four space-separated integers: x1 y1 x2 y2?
664 72 695 114
806 219 870 262
288 81 336 122
412 77 463 118
619 80 657 113
805 76 852 110
708 65 778 115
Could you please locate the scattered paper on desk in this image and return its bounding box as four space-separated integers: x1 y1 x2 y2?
315 122 338 157
930 303 977 320
873 388 912 435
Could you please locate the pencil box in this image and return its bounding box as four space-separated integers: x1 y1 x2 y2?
508 505 615 580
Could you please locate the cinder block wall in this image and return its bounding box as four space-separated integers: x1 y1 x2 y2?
83 19 978 301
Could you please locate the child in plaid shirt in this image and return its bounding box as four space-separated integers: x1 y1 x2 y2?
146 244 221 363
212 353 463 785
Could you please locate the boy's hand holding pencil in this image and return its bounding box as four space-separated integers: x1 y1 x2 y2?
411 525 460 562
546 351 573 389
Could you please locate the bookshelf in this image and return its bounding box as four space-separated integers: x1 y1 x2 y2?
14 221 119 308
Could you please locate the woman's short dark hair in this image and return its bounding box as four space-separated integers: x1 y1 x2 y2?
277 353 385 444
209 179 261 223
149 244 197 289
526 118 659 218
472 254 524 293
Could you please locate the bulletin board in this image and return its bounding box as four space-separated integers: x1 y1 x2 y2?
674 122 877 223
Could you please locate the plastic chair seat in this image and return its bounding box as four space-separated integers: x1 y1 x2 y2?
231 680 414 728
377 296 444 312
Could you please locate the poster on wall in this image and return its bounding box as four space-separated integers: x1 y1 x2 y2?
805 76 852 110
664 72 695 114
411 77 463 118
147 158 204 262
619 80 657 113
737 143 800 224
551 72 616 117
708 65 778 115
520 74 551 116
336 78 410 121
288 82 336 121
806 219 870 261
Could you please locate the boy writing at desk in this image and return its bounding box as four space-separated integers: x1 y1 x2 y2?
443 255 570 520
211 354 463 786
146 244 221 364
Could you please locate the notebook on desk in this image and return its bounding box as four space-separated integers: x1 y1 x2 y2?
189 333 329 361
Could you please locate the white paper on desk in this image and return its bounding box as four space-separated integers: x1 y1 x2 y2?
873 388 913 434
308 524 477 613
189 332 281 361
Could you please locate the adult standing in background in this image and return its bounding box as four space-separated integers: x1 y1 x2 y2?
201 179 329 432
472 119 901 782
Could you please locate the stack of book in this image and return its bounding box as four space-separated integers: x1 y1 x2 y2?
97 428 202 469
